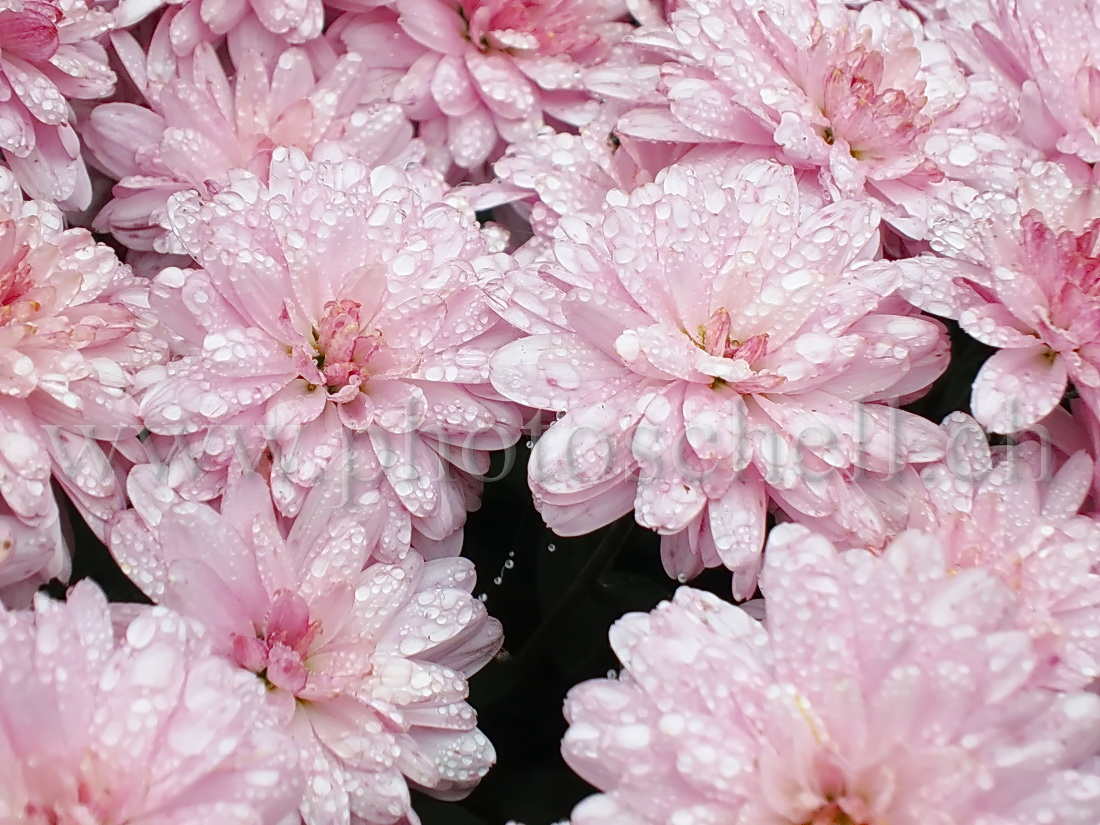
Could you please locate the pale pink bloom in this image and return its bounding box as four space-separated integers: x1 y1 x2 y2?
562 523 1100 825
0 0 115 209
611 0 1022 238
799 412 1100 690
909 414 1100 690
490 160 948 596
0 579 303 824
0 167 164 605
109 468 503 825
83 35 421 255
335 0 633 169
493 127 827 250
900 161 1100 433
945 0 1100 165
137 149 522 550
493 125 733 242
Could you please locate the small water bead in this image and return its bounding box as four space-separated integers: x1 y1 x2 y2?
547 543 556 552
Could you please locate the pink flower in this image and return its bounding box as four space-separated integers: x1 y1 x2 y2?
0 0 115 209
947 0 1100 165
611 0 1020 238
135 149 522 547
335 0 633 169
493 126 825 251
0 166 164 605
83 36 422 257
562 523 1100 825
0 579 303 824
801 412 1100 690
489 160 948 596
109 467 503 825
908 414 1100 690
492 125 755 243
901 161 1100 432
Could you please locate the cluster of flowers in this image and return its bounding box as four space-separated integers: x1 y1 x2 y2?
4 0 1100 821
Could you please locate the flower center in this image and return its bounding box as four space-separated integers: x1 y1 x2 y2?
800 21 934 164
1019 211 1100 329
458 0 598 57
294 299 382 396
231 590 320 695
0 228 42 326
21 758 110 825
800 804 869 825
694 307 770 362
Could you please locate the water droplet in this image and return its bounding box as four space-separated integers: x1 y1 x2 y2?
504 560 514 569
547 543 556 553
492 577 502 585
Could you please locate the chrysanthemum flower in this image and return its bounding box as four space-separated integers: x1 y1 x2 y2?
0 0 115 209
492 125 745 243
136 149 522 546
490 160 948 595
610 0 1023 238
803 412 1100 690
0 579 303 824
0 166 163 605
941 0 1100 165
335 0 633 169
109 467 503 825
562 523 1100 825
84 37 422 256
493 126 827 250
900 161 1100 433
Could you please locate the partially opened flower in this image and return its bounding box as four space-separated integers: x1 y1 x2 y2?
609 0 1022 238
900 160 1100 433
0 167 164 605
562 523 1100 825
799 412 1100 690
943 0 1100 165
136 149 522 548
84 37 421 256
493 125 774 243
490 159 948 595
0 0 115 209
334 0 633 169
0 579 303 824
911 414 1100 689
109 467 503 825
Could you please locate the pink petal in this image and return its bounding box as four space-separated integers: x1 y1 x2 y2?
971 345 1069 433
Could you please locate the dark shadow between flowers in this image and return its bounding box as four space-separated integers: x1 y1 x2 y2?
440 445 743 825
